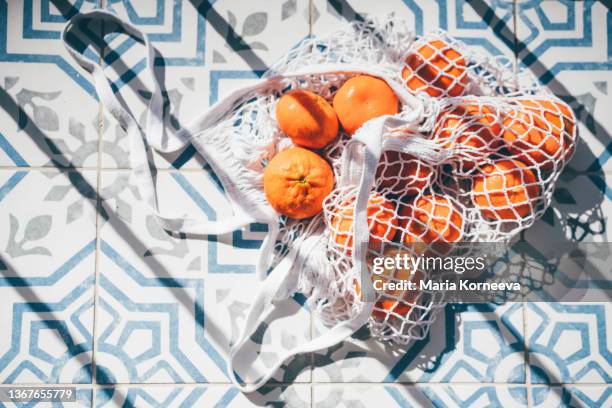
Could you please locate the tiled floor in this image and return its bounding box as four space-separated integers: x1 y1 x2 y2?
0 1 610 407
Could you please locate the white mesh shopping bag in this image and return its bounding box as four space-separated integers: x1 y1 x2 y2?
63 11 577 392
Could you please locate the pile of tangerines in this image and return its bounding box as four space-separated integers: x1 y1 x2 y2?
262 38 575 319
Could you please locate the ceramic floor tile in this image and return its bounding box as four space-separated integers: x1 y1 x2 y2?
312 303 525 383
104 0 207 65
97 0 310 170
312 0 516 60
98 169 266 278
0 170 97 279
95 384 311 407
313 384 528 408
96 170 309 384
206 0 311 71
0 170 96 384
0 0 102 168
532 385 611 408
526 302 612 385
515 1 611 173
517 172 611 302
95 254 311 384
96 0 211 169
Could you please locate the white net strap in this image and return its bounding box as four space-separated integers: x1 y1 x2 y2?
227 231 373 392
62 10 258 236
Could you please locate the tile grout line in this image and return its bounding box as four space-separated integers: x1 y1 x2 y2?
90 0 107 405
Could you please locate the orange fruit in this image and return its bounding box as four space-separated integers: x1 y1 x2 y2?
502 99 575 171
399 193 464 244
472 159 540 221
276 89 339 149
368 247 424 319
263 147 334 219
375 151 434 195
333 75 399 135
402 39 468 97
330 192 399 254
435 102 503 169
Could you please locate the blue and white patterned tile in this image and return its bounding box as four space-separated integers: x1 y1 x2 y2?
105 0 207 65
313 384 528 407
0 170 97 282
96 0 211 169
95 384 311 407
312 303 525 383
97 0 310 170
525 172 611 245
517 172 611 301
312 0 516 60
515 0 611 173
206 0 310 71
95 170 310 385
526 302 611 385
532 385 612 408
0 0 102 168
0 169 97 384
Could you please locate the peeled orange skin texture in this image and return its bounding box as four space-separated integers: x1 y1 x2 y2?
472 159 540 221
276 89 339 149
375 151 434 195
263 147 334 219
330 192 399 255
402 40 468 97
332 75 399 135
400 194 464 248
502 99 575 171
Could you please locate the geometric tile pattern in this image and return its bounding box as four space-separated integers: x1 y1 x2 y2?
0 1 610 407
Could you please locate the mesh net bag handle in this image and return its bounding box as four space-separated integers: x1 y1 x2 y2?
62 10 260 234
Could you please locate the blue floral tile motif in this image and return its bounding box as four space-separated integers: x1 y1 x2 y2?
527 303 612 385
532 385 611 408
105 0 208 66
0 170 97 384
0 0 101 97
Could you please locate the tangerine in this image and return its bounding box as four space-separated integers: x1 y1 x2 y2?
330 192 399 254
333 75 399 135
375 151 434 195
472 159 540 221
276 89 338 149
435 102 503 169
399 193 464 244
502 99 575 171
402 39 468 97
263 147 334 219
